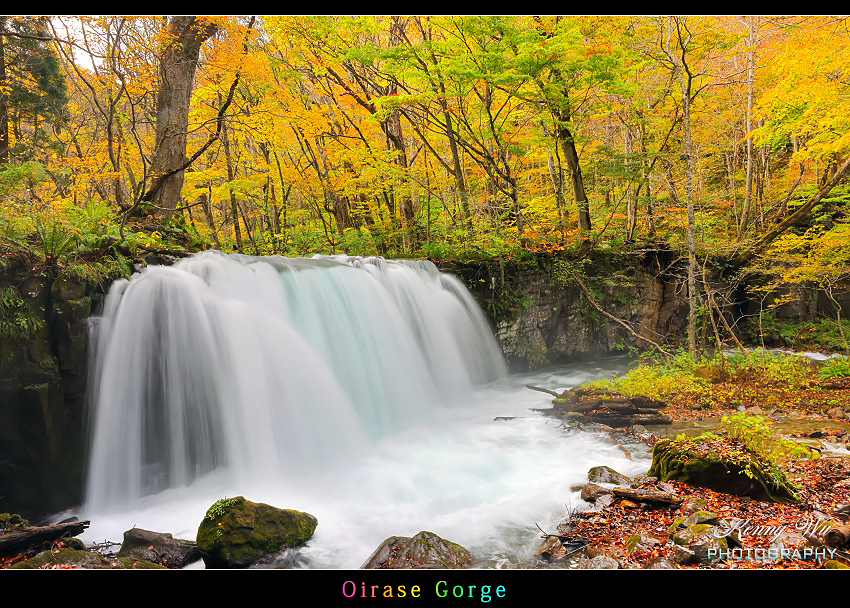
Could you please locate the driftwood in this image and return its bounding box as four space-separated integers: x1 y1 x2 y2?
825 525 850 549
526 385 562 398
612 487 683 505
0 520 90 556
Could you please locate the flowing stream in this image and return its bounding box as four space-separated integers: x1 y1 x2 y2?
75 251 650 568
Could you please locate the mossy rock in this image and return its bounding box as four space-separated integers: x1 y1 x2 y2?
361 530 474 569
587 465 632 485
196 496 318 568
648 439 800 504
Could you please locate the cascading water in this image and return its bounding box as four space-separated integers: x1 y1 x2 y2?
85 251 507 512
80 251 649 568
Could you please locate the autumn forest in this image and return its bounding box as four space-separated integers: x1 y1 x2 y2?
1 16 850 351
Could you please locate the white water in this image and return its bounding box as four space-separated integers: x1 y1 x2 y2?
77 252 650 568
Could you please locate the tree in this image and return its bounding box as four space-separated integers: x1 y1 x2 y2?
144 17 220 218
0 16 68 165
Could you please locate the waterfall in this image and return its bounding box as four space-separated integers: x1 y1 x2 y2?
84 251 507 512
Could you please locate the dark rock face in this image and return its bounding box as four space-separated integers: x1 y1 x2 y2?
0 264 109 519
196 496 318 568
361 530 475 569
117 527 201 568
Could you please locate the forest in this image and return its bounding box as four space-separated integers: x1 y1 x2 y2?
1 15 849 354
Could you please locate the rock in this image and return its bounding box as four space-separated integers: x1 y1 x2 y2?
631 475 658 488
50 278 86 302
643 556 677 569
10 547 166 569
587 465 632 486
672 524 728 565
626 533 659 554
534 536 567 560
647 439 800 503
825 560 850 569
683 510 719 526
581 483 612 502
576 555 620 569
595 494 615 509
827 407 848 420
117 527 201 568
682 497 708 513
361 530 474 569
196 496 317 568
671 544 696 565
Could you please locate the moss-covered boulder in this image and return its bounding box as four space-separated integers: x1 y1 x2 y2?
361 530 475 569
587 465 632 485
648 438 800 503
196 496 317 568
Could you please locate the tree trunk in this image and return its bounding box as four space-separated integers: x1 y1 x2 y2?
221 117 243 253
146 17 218 218
740 15 758 236
0 18 9 165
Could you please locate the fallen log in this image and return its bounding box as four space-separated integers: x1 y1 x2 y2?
825 525 850 549
0 520 90 556
612 487 683 505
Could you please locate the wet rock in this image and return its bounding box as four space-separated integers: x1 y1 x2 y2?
117 527 201 568
587 465 632 486
581 483 612 502
196 496 317 568
534 536 567 560
362 530 474 569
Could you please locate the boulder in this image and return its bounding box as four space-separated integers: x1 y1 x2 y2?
117 527 201 568
361 530 474 569
647 439 800 503
580 483 612 503
196 496 317 568
587 465 632 486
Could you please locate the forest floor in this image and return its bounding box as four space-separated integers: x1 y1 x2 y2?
554 371 850 569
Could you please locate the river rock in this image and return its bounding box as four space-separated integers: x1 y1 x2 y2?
581 483 612 502
117 527 201 568
361 530 474 569
196 496 317 568
587 465 632 485
534 535 567 560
